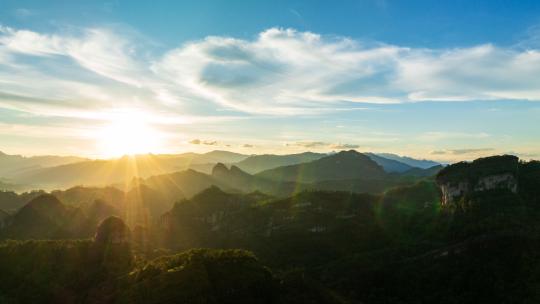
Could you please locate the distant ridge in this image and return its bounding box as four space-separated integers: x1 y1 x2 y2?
374 153 441 169
0 151 87 179
7 151 249 190
256 150 386 183
234 152 326 174
365 153 414 173
0 149 442 191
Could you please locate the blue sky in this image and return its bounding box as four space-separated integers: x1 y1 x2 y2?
0 0 539 161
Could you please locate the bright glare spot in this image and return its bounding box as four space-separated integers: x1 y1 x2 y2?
97 110 163 157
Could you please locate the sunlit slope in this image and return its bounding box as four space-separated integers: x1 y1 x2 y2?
10 151 248 190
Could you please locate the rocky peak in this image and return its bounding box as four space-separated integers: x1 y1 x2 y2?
212 162 229 177
229 165 250 177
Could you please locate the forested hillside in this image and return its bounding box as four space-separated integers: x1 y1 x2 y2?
0 155 539 303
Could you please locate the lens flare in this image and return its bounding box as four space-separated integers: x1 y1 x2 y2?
96 110 163 157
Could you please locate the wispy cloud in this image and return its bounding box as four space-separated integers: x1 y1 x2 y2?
286 141 360 150
189 139 218 146
330 143 360 149
0 25 539 157
2 25 540 120
286 141 330 148
430 148 494 155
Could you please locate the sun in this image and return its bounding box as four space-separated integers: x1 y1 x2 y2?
97 111 163 158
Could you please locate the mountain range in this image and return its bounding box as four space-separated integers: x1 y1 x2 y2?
0 150 442 191
0 154 539 303
0 150 442 226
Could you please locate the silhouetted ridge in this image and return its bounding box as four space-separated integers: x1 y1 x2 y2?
0 194 71 239
437 154 519 184
402 164 444 177
94 216 130 244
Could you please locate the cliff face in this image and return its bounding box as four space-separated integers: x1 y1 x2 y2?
474 173 518 192
439 181 469 205
436 155 520 205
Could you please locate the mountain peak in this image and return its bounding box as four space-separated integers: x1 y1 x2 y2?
212 163 229 176
257 150 386 183
24 194 64 213
334 150 364 158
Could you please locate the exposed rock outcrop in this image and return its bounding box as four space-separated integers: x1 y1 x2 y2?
436 155 520 205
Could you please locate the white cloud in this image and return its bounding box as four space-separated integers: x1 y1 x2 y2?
0 26 63 55
153 29 404 114
1 25 540 120
396 45 540 101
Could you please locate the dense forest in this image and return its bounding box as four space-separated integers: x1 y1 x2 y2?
0 153 539 303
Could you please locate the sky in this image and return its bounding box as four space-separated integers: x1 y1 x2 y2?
0 0 539 162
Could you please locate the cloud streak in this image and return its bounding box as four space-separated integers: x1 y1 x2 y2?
189 139 219 146
430 148 494 155
286 141 360 150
